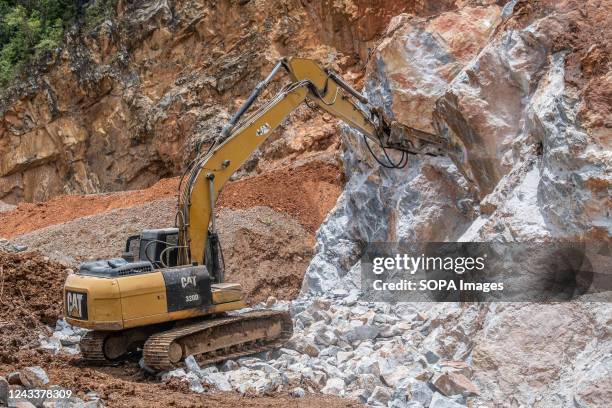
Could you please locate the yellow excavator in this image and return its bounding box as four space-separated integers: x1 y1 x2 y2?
63 57 450 371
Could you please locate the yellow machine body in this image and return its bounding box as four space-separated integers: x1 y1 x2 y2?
64 272 246 331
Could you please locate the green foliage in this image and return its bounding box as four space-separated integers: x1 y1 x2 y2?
0 1 78 86
83 0 117 33
0 0 118 88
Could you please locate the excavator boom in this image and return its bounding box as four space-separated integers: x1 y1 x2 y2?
179 57 448 268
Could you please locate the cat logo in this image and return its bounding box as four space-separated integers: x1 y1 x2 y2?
181 275 197 288
66 291 87 320
255 123 271 137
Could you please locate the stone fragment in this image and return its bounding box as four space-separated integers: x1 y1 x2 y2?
220 360 239 372
188 377 205 393
321 378 345 396
201 372 232 392
247 362 279 375
7 372 21 385
295 312 314 327
288 335 320 357
357 358 381 377
353 373 380 400
424 350 440 364
390 402 424 408
332 289 349 298
184 355 200 374
19 367 49 388
394 378 433 407
314 330 337 346
85 391 100 402
200 365 219 375
303 370 327 387
319 345 340 358
337 350 354 364
39 337 62 354
160 368 187 382
382 365 414 388
312 310 331 323
312 298 331 311
432 372 479 396
367 386 391 406
354 310 376 324
388 399 409 408
429 392 466 408
290 387 306 398
439 361 473 378
265 296 277 307
237 357 261 366
303 342 320 357
343 293 358 306
284 370 302 385
0 376 7 406
344 325 379 343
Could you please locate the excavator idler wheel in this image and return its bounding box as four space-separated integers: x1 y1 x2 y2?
167 341 183 364
80 329 150 365
103 334 129 361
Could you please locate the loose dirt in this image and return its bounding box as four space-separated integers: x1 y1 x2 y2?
219 207 314 303
0 178 180 239
218 160 344 233
0 252 69 366
14 198 178 264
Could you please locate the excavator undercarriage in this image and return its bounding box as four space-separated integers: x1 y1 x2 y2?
79 310 292 370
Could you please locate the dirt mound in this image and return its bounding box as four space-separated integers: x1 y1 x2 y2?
0 251 68 365
0 178 179 239
218 207 314 303
218 161 343 233
14 198 178 264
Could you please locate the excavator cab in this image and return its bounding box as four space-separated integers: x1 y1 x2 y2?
121 228 180 267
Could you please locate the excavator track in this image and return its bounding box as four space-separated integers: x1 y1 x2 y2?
79 331 109 363
143 310 292 371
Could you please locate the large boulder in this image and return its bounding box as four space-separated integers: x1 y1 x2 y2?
302 0 611 406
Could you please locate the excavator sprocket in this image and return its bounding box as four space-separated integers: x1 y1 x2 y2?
143 310 293 371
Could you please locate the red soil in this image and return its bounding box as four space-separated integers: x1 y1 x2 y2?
0 178 180 239
0 161 343 239
218 161 344 233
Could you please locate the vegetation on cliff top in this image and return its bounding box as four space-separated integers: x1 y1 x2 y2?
0 0 117 88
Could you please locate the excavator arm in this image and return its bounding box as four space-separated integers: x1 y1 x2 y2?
177 57 449 271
